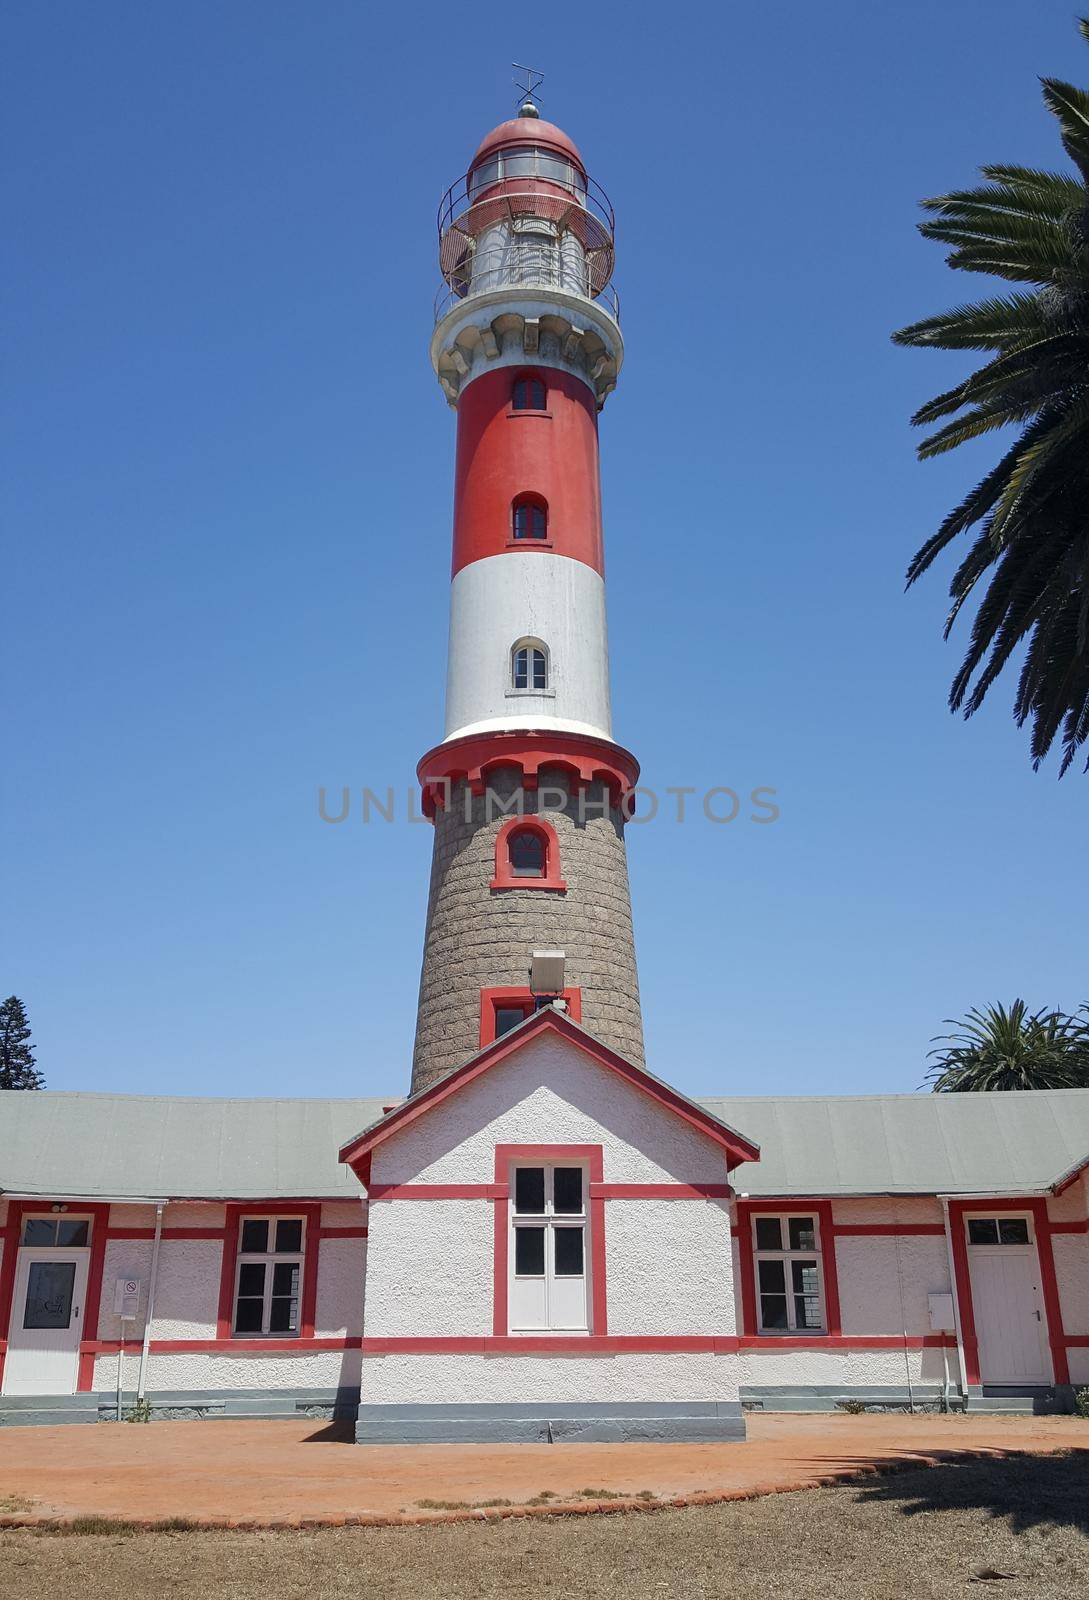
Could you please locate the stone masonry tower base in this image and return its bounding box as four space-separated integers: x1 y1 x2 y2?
411 771 643 1092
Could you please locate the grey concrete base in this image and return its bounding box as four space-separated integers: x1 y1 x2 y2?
354 1400 747 1444
0 1387 361 1427
741 1384 966 1414
969 1385 1074 1416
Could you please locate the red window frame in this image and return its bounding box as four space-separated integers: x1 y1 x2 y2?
735 1199 842 1340
215 1202 321 1341
491 815 566 892
479 986 582 1047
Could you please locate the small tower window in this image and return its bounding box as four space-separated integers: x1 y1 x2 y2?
512 495 548 541
508 827 546 877
512 642 548 691
512 375 547 412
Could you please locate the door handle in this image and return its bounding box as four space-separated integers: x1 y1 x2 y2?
1034 1310 1041 1321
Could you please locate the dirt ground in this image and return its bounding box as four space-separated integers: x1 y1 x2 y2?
2 1412 1087 1525
0 1451 1086 1600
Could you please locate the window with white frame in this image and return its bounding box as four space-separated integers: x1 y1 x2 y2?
509 1163 589 1332
233 1216 305 1336
966 1215 1032 1246
752 1213 825 1333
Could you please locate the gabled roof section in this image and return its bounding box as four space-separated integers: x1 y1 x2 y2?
337 1008 761 1184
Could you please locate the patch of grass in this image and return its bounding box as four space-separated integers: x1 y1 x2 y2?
415 1498 514 1512
0 1495 34 1514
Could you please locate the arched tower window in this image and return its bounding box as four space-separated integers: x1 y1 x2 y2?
512 494 548 541
491 815 566 893
512 639 548 691
512 374 547 412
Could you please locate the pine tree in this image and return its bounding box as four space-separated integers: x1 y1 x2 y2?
0 996 44 1090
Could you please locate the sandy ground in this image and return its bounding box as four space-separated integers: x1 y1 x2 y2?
1 1412 1087 1525
0 1451 1086 1600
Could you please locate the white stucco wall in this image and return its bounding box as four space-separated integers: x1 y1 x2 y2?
364 1351 736 1405
736 1344 954 1389
604 1197 735 1337
95 1347 364 1394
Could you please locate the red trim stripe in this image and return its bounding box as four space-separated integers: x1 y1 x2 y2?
357 1333 959 1355
83 1336 363 1356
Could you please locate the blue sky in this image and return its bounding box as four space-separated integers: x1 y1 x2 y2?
5 1 1086 1102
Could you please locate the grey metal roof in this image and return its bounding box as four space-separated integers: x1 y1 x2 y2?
3 1086 1088 1202
708 1089 1089 1197
0 1091 389 1201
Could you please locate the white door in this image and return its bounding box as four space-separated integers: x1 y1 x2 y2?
967 1218 1050 1384
2 1249 90 1395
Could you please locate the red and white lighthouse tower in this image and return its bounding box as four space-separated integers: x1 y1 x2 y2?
411 96 643 1092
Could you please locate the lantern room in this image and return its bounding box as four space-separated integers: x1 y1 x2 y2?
437 103 617 317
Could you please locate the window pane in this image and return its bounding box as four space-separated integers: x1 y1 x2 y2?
531 505 546 538
998 1218 1030 1245
238 1262 265 1297
531 380 545 408
234 1298 264 1334
514 1226 546 1275
794 1294 823 1329
530 649 547 689
789 1217 816 1252
503 149 536 178
495 1006 527 1037
760 1295 788 1329
23 1261 76 1329
758 1259 786 1294
553 1167 583 1214
240 1219 268 1254
792 1259 822 1324
272 1262 300 1297
754 1218 782 1251
56 1220 89 1247
275 1219 303 1254
967 1219 999 1245
514 1167 545 1214
269 1297 298 1334
22 1218 56 1247
554 1226 584 1276
508 829 545 876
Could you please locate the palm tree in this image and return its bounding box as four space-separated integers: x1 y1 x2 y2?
893 18 1089 775
924 1000 1089 1092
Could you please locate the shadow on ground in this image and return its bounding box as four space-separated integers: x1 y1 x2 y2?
300 1421 355 1444
854 1449 1089 1535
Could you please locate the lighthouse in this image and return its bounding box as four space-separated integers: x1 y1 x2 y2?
411 97 644 1092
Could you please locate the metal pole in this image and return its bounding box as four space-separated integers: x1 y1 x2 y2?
137 1202 165 1403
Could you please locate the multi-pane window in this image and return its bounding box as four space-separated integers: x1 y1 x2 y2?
967 1216 1031 1246
233 1216 305 1336
512 498 548 540
21 1217 90 1247
468 146 587 199
512 376 546 411
509 1163 589 1331
513 644 547 690
752 1214 825 1333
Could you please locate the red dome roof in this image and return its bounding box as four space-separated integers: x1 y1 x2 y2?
470 115 585 173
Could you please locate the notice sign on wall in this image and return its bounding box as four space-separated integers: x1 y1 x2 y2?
114 1278 141 1319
